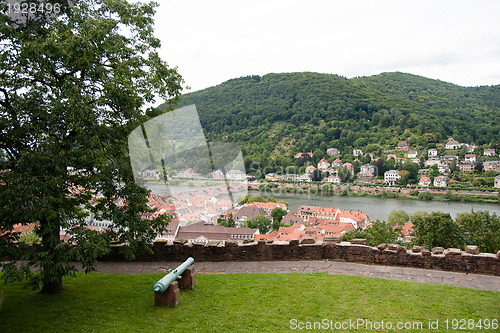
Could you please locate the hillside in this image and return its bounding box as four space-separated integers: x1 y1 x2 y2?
158 72 500 167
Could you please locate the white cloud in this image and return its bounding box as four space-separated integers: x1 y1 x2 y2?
154 0 500 92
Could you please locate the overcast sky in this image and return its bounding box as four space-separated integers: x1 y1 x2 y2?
153 0 500 93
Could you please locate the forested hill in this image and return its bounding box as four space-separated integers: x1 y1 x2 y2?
158 72 500 165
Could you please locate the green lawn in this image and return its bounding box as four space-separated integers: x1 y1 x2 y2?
1 273 499 332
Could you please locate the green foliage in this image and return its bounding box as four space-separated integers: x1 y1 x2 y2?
388 210 410 226
456 210 500 253
342 220 399 247
218 214 236 228
411 211 463 249
418 190 433 200
0 0 183 293
270 207 287 231
243 216 272 234
365 220 400 246
161 72 500 165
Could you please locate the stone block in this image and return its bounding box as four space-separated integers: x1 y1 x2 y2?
377 243 387 250
289 239 300 246
432 247 444 254
466 245 479 255
178 266 196 290
154 281 180 307
225 240 237 247
412 246 423 253
324 236 342 244
421 249 431 256
447 248 462 255
350 238 368 245
300 238 315 245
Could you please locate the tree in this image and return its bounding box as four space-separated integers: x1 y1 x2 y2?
365 220 400 246
0 1 183 293
270 207 287 231
456 210 500 253
411 211 462 249
244 216 272 234
388 210 409 227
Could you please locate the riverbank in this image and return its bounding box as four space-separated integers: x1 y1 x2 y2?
252 181 500 204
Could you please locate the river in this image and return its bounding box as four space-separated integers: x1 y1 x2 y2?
248 190 500 222
144 183 500 221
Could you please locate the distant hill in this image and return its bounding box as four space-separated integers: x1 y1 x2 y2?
158 72 500 166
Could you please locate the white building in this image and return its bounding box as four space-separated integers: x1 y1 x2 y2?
433 176 447 187
226 169 247 180
359 164 376 178
428 149 438 157
445 138 462 149
408 151 418 159
353 149 363 157
495 175 500 188
484 149 496 156
464 154 476 163
317 158 330 171
325 175 341 184
384 170 400 186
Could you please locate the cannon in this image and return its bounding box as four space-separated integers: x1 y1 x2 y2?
153 257 195 306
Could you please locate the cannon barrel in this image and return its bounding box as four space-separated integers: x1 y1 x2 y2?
153 257 194 293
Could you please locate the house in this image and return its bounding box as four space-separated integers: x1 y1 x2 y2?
483 160 500 172
423 157 443 167
418 169 430 176
464 154 476 163
295 152 313 159
233 206 269 224
464 144 477 153
353 149 363 157
317 158 330 171
281 212 305 225
398 222 414 243
359 164 376 178
305 165 317 174
396 141 409 151
384 170 400 186
297 206 320 220
326 148 341 156
459 162 474 174
438 163 451 173
298 173 312 182
175 221 258 244
226 169 247 180
418 176 431 187
445 138 462 149
325 175 341 184
340 162 354 176
212 169 224 179
428 149 438 157
495 175 500 188
407 151 418 159
484 149 496 156
441 155 458 162
433 176 447 187
265 173 281 181
249 201 287 212
331 158 342 167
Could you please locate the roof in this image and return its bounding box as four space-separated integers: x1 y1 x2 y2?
234 206 268 219
176 221 257 241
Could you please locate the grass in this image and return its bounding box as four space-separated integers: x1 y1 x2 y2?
0 273 499 332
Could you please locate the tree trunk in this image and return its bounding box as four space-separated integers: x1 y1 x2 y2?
39 215 63 294
40 277 63 294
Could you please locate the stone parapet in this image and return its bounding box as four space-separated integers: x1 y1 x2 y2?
99 241 500 276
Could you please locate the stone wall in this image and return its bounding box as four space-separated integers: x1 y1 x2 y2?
100 240 500 276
